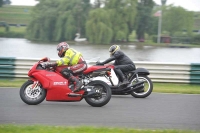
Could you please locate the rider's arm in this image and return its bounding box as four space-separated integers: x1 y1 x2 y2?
49 62 57 67
56 50 71 66
45 62 57 68
101 56 115 64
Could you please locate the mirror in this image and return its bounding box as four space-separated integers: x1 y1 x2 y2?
40 57 50 62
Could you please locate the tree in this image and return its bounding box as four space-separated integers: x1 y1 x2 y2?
145 16 158 36
4 0 11 5
26 0 58 41
27 0 91 42
72 0 91 36
0 0 3 7
105 0 137 42
93 0 106 8
135 0 154 40
86 8 113 44
162 6 194 36
85 0 137 44
0 0 11 7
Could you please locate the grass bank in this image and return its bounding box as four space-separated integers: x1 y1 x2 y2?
1 79 200 94
0 125 199 133
0 5 31 38
0 5 32 25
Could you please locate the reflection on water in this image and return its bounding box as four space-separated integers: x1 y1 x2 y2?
1 38 200 63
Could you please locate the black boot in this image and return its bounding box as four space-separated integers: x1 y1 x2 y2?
119 77 129 86
114 68 129 86
69 76 82 92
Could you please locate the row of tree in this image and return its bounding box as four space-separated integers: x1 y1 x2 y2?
0 0 11 7
27 0 194 44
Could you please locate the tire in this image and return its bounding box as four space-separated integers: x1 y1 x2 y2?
19 80 46 105
85 80 112 107
130 75 153 98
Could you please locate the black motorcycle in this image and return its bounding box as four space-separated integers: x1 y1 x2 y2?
94 63 153 98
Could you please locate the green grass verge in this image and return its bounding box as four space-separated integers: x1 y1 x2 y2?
0 79 200 94
0 5 33 25
153 83 200 94
0 79 25 87
0 125 199 133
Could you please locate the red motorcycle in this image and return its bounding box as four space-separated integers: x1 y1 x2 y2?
19 57 112 107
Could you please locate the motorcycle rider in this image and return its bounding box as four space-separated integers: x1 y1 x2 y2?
44 42 87 92
97 45 135 86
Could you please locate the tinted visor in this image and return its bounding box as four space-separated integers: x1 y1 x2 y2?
57 46 62 52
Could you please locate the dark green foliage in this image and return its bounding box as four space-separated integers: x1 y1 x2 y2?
0 0 11 6
135 0 155 40
0 21 9 32
192 34 200 44
86 8 113 44
0 0 3 7
27 0 137 44
27 0 91 42
26 0 59 41
86 0 137 44
162 6 194 36
145 15 158 36
25 0 198 44
105 0 137 42
0 31 24 38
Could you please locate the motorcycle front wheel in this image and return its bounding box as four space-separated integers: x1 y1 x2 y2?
130 75 153 98
84 80 112 107
19 80 46 105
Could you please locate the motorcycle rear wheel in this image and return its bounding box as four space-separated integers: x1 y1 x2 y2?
130 75 153 98
85 80 112 107
20 80 46 105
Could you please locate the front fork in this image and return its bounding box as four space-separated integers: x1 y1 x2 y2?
31 80 40 89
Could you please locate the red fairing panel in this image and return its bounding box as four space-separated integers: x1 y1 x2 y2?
32 70 66 89
32 70 83 101
46 89 84 101
83 65 107 74
28 61 84 101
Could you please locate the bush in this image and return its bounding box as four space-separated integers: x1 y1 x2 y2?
0 31 24 38
152 35 157 43
192 34 200 44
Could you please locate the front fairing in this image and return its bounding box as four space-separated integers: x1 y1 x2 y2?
28 62 39 77
28 62 67 89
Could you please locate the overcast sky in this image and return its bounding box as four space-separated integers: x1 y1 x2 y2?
10 0 200 12
154 0 200 11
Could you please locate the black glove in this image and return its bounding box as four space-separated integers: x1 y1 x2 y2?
41 62 57 68
96 62 104 65
96 57 115 65
41 62 50 68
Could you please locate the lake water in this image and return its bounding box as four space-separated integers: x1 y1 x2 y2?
0 38 200 63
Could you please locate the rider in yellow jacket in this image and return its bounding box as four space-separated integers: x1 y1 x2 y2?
46 42 87 92
56 48 82 66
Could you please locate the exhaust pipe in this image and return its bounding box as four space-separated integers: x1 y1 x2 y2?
111 81 144 92
68 93 82 97
125 81 144 89
124 85 144 93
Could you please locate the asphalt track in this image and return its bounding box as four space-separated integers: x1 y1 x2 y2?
0 88 200 130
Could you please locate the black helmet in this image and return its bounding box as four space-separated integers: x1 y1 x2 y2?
109 45 120 55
